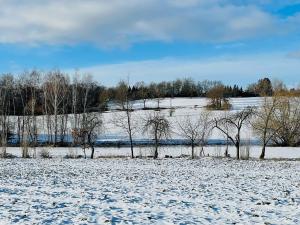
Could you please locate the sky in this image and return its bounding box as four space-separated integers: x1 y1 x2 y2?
0 0 300 87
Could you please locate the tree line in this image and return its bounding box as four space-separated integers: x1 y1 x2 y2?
0 70 299 159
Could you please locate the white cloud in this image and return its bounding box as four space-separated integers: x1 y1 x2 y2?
73 54 300 87
0 0 295 47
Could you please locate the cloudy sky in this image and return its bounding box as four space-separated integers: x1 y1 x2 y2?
0 0 300 86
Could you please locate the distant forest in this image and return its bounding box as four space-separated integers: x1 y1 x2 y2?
0 70 298 116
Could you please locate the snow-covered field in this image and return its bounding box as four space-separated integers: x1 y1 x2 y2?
102 97 263 141
8 97 264 144
4 145 300 159
0 158 299 224
2 97 300 224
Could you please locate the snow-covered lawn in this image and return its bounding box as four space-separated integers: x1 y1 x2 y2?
0 158 299 224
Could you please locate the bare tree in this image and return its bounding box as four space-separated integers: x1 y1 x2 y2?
98 89 109 111
143 112 171 159
136 81 148 109
15 75 29 157
71 73 93 145
72 113 102 159
43 71 69 145
155 84 163 109
0 75 14 157
268 96 300 147
214 107 254 159
177 111 212 159
115 80 128 110
112 80 138 158
23 71 41 157
42 75 52 144
252 97 279 159
80 74 94 114
112 110 138 158
71 73 79 142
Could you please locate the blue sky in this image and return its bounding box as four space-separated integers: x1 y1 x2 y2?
0 0 300 87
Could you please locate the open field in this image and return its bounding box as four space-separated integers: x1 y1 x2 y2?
1 96 300 224
0 158 299 224
7 97 264 145
4 146 300 159
1 1 300 224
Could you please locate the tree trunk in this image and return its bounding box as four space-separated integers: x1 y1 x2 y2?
200 145 204 157
191 141 194 159
260 145 266 159
126 109 134 159
225 136 229 157
130 136 134 159
154 133 158 159
154 145 158 159
83 147 86 159
236 143 240 160
91 146 95 159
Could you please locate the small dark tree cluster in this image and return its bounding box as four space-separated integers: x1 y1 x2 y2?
246 78 273 96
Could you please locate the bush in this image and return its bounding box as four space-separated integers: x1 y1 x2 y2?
40 148 52 158
206 99 231 110
0 152 17 159
64 148 82 159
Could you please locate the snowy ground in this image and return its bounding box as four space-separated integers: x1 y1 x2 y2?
5 146 300 159
102 97 263 141
8 97 265 144
2 97 299 224
0 158 299 224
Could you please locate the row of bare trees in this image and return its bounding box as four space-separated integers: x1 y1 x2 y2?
211 94 300 159
0 71 102 158
141 94 300 160
0 71 299 159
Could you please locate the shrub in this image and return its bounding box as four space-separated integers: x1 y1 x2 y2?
40 148 52 158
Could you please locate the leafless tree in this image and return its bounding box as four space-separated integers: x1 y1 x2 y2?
98 89 109 111
214 107 254 159
136 81 148 109
71 74 79 139
0 75 14 157
115 80 128 110
23 71 41 157
42 75 51 144
72 113 102 159
177 111 212 158
252 97 279 159
43 71 69 145
15 75 29 157
80 74 93 114
268 96 300 147
71 73 93 145
154 85 163 109
112 80 138 158
143 112 171 159
112 110 138 158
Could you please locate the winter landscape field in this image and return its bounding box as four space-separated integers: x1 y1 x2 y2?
1 97 300 224
1 1 300 224
1 158 299 225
